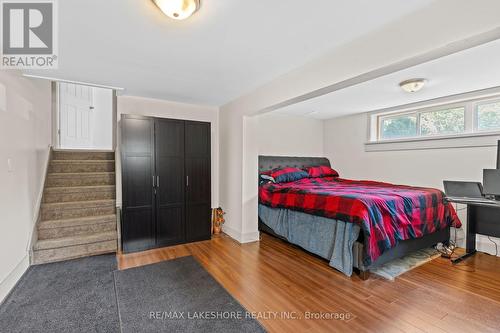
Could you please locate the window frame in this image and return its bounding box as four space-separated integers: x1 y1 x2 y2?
366 91 500 152
473 97 500 133
378 112 418 140
377 102 467 141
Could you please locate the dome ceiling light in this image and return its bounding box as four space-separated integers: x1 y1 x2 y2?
152 0 200 20
399 78 427 93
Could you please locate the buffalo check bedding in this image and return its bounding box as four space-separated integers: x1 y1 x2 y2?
259 176 461 265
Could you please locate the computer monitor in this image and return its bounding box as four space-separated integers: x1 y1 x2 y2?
443 181 484 198
483 169 500 196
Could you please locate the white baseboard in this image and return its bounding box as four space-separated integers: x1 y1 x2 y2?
222 225 260 244
477 236 500 257
240 231 260 243
0 255 30 305
221 224 240 241
27 146 52 259
451 227 500 257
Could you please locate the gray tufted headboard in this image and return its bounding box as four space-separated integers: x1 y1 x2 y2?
258 156 331 173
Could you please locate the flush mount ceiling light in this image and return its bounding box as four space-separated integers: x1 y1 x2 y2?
152 0 200 20
399 78 427 93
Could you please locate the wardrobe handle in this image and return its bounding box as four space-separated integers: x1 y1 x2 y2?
186 175 189 187
152 176 156 188
157 176 160 188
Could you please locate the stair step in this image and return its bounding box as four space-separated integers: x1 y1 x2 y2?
46 172 115 187
39 214 117 229
32 240 117 265
43 185 115 203
52 150 115 161
34 231 117 250
41 199 116 220
32 149 118 264
49 160 115 173
38 215 117 239
38 222 116 240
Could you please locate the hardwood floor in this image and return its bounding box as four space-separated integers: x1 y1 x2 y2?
117 233 500 333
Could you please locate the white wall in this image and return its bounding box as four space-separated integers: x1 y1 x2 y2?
224 113 324 241
256 113 324 157
219 0 500 244
0 71 52 302
116 95 219 208
324 112 500 255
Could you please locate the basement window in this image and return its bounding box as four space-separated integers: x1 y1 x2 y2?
378 105 466 140
419 107 465 136
380 113 417 139
366 94 500 151
476 100 500 132
374 96 500 142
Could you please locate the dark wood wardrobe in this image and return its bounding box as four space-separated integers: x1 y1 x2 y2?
120 115 211 253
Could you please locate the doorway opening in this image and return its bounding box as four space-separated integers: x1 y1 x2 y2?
56 82 114 150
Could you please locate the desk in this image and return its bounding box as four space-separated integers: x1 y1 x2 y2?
446 199 500 263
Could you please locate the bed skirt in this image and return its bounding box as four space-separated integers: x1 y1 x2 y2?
258 204 360 276
258 204 451 276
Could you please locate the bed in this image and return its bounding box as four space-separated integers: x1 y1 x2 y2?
257 156 460 279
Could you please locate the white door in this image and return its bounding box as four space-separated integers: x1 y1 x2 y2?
59 82 94 149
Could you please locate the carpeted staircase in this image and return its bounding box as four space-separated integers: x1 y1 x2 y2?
32 150 118 264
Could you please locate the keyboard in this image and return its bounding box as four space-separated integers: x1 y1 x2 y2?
446 196 498 204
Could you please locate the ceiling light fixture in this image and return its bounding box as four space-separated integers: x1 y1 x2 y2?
399 78 427 93
152 0 200 20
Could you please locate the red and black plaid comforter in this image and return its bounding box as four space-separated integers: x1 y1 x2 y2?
259 177 460 265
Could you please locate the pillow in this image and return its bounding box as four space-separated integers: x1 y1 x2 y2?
306 165 339 178
267 167 309 183
259 174 276 185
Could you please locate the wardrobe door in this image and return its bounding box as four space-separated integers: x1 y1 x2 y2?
155 119 186 247
121 115 155 253
185 121 212 242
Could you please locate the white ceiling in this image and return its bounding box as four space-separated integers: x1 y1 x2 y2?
25 0 434 106
274 38 500 119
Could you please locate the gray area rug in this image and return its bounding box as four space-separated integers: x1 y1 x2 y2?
0 254 120 333
114 256 266 333
371 247 441 281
